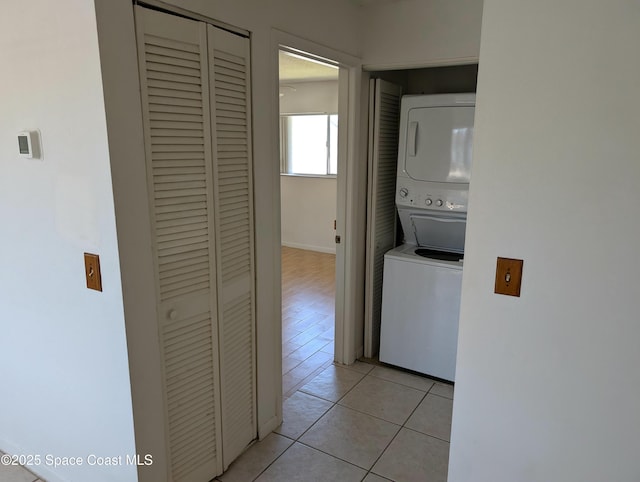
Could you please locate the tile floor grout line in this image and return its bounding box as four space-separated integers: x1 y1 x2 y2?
402 425 452 444
245 434 297 482
296 366 428 427
336 373 432 478
294 439 376 473
428 391 454 401
365 373 435 394
333 398 408 428
284 339 333 368
335 362 374 376
367 370 442 392
331 371 429 427
330 368 370 406
285 375 402 474
362 417 404 476
284 358 335 399
289 399 337 443
362 358 455 394
362 470 394 482
283 350 333 378
400 389 429 425
296 388 336 404
216 432 297 482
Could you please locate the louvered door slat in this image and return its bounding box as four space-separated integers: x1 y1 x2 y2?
364 79 402 358
152 121 204 131
159 254 207 270
157 214 207 228
135 6 222 481
208 25 256 471
155 165 206 174
149 87 203 101
215 96 246 108
149 98 204 110
148 60 201 76
151 110 203 121
159 248 207 264
146 52 200 69
165 264 205 280
215 103 246 114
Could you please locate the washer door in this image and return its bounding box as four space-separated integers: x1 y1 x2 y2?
410 212 466 253
415 248 463 262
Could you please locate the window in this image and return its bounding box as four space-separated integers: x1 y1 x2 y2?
280 114 338 176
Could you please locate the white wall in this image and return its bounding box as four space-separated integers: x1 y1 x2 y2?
450 2 640 481
0 2 136 481
361 0 484 69
280 80 338 253
281 176 337 253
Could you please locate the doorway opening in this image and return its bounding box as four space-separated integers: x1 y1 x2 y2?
278 48 341 398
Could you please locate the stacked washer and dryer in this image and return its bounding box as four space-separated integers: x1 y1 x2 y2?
379 93 475 382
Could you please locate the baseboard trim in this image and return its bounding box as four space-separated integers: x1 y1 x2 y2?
258 415 281 440
281 241 336 254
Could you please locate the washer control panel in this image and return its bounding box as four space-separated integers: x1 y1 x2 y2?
396 180 468 213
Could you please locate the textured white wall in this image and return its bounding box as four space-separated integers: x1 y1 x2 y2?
280 80 338 253
281 176 337 253
361 0 484 69
450 1 640 481
0 1 136 481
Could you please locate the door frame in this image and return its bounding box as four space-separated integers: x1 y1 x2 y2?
270 29 364 366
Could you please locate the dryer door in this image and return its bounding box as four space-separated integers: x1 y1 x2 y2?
405 105 475 183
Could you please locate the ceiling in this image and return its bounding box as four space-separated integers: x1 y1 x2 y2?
278 0 399 82
279 50 339 83
349 0 400 5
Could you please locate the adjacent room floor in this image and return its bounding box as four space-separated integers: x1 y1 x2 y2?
281 246 336 399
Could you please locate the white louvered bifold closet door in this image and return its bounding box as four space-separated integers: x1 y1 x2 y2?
207 25 256 470
364 79 402 358
135 7 222 481
135 6 255 481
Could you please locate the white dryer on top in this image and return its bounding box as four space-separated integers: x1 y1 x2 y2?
395 93 475 251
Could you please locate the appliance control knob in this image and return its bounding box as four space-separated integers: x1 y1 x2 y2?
399 188 409 198
425 198 433 206
436 199 443 207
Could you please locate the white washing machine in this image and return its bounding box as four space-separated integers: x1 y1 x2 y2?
378 93 475 382
379 244 463 382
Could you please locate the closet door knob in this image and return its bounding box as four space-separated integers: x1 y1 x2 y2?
168 309 178 320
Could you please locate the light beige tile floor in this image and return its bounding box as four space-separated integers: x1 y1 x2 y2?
217 247 454 481
219 361 454 481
